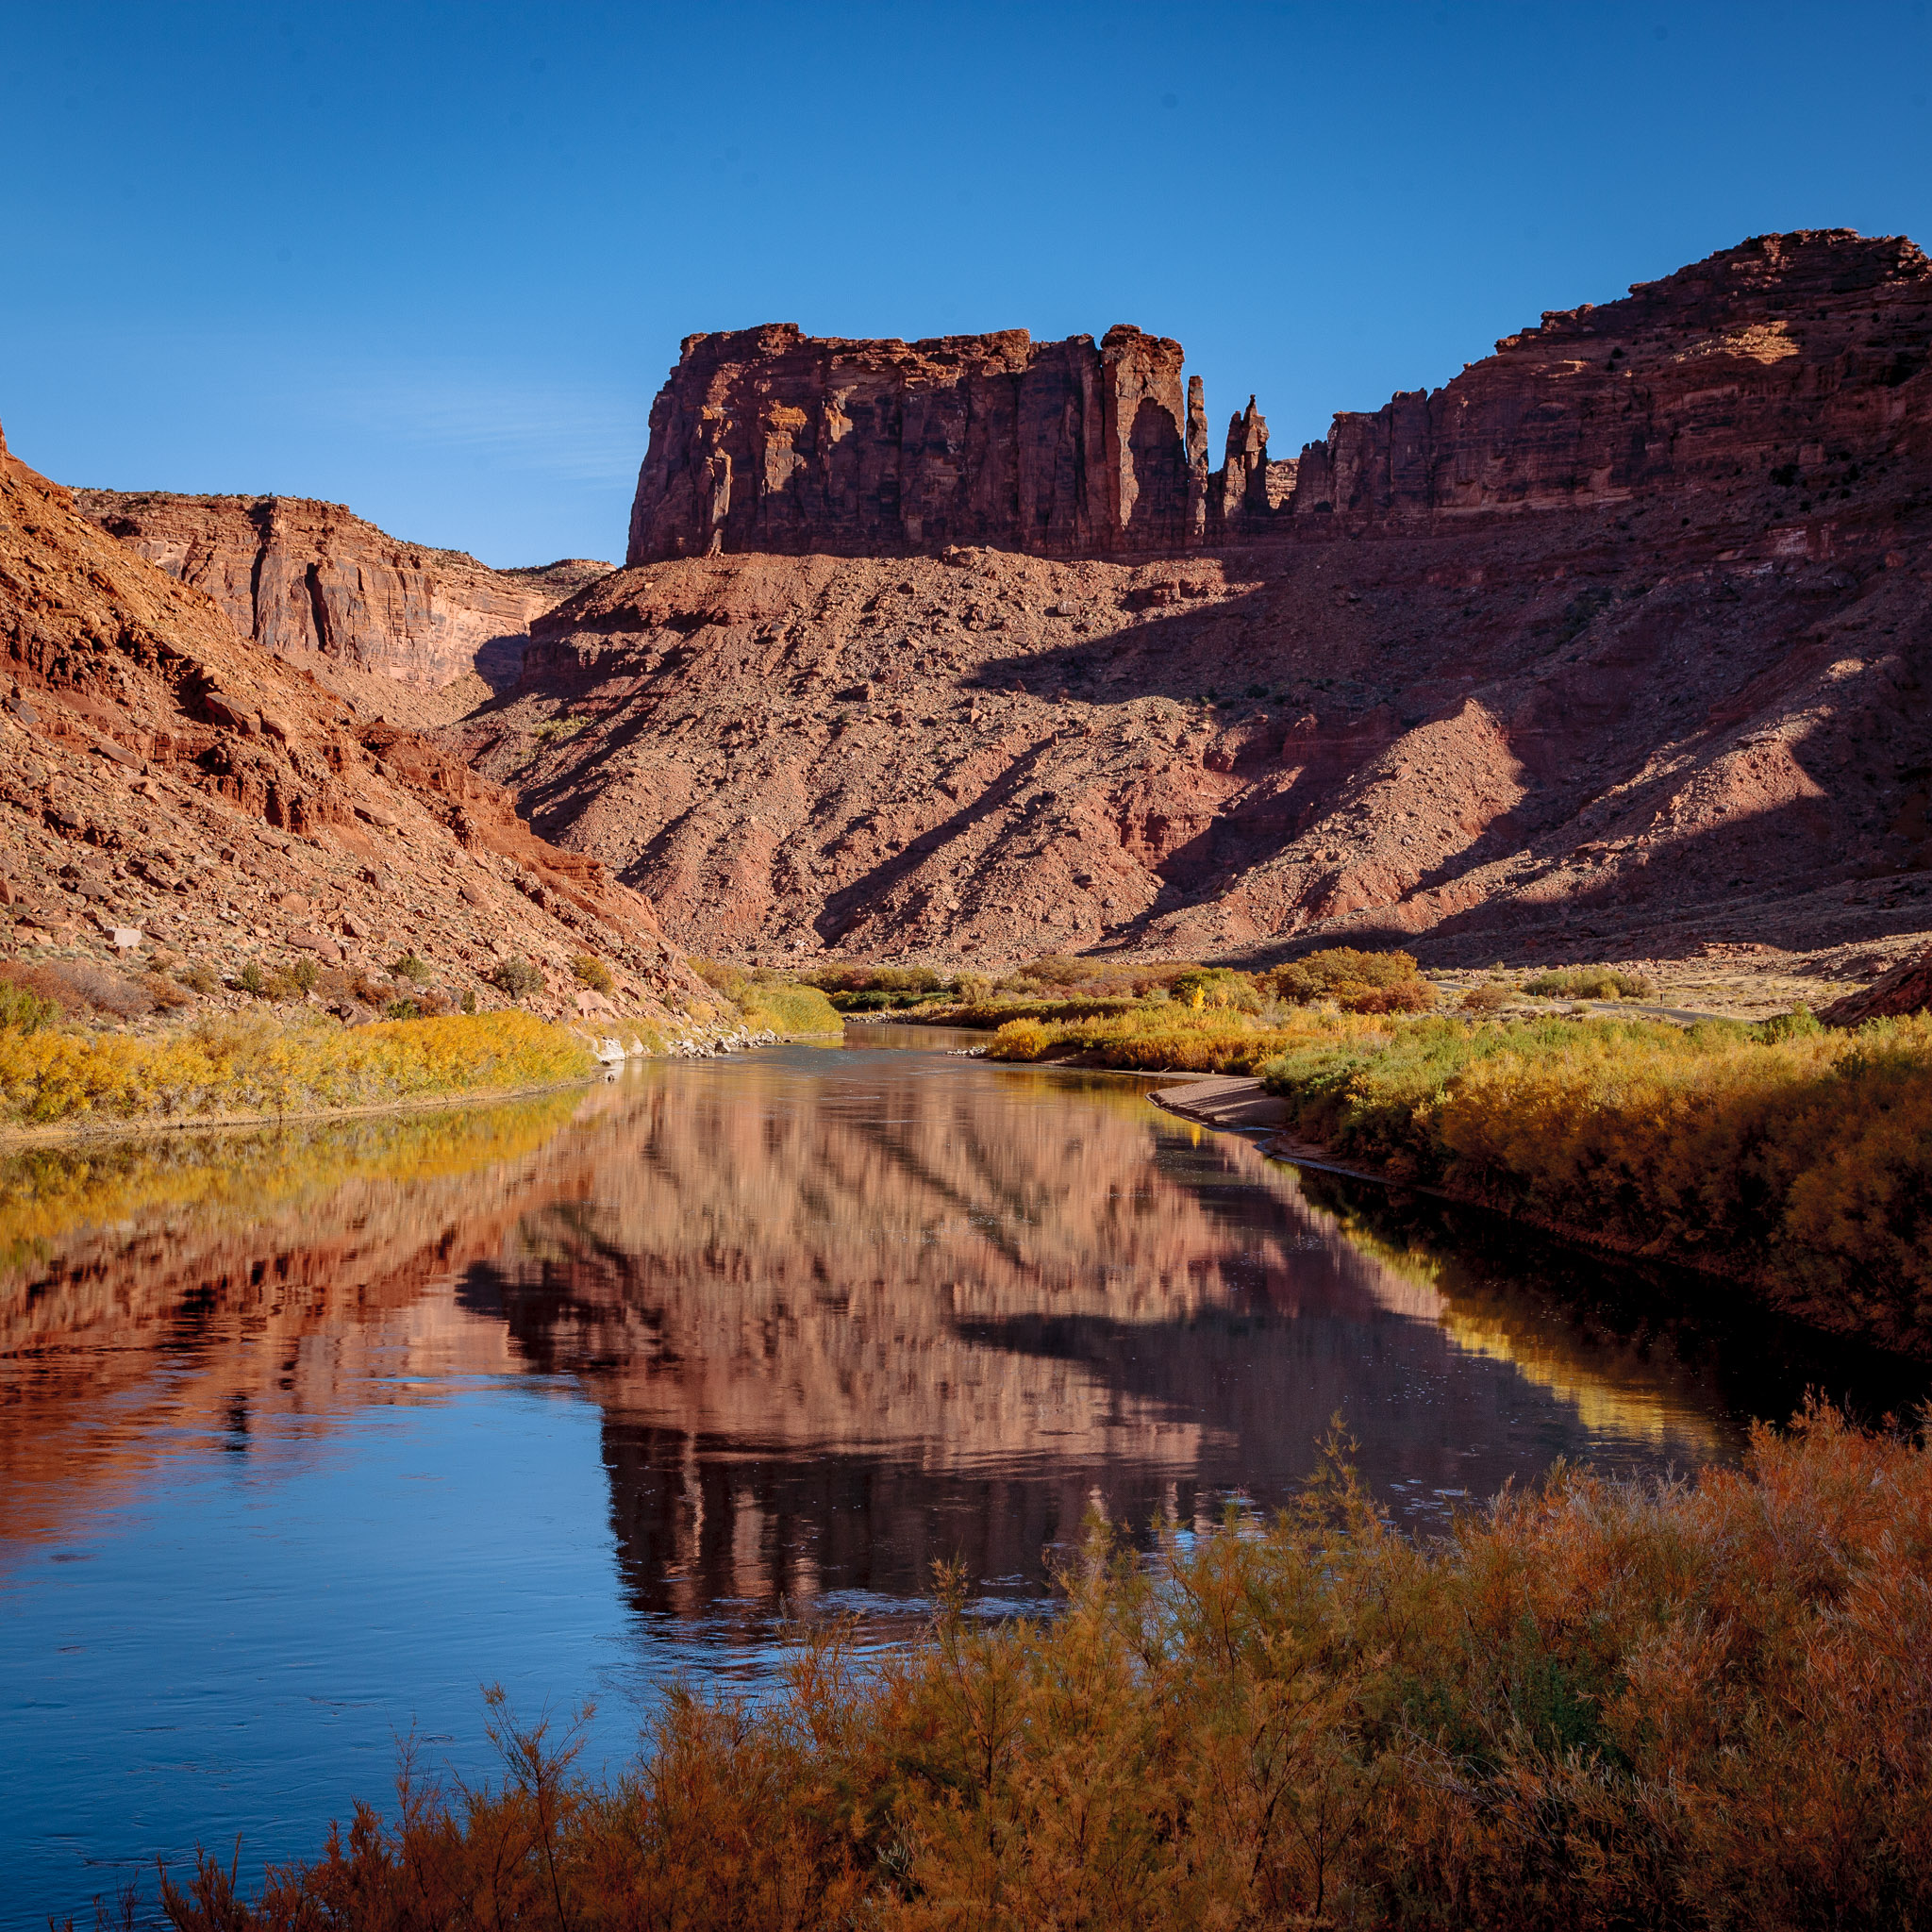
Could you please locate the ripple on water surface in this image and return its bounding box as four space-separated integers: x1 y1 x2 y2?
2 1031 1923 1926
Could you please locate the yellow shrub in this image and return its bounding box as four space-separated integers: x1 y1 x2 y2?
737 981 842 1036
0 1010 598 1128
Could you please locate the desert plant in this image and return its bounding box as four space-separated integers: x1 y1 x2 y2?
1523 965 1657 1001
139 971 193 1012
389 953 434 986
152 1406 1932 1932
236 960 268 996
693 958 750 1002
0 980 58 1033
1269 947 1437 1013
0 1009 598 1127
570 954 616 996
1460 983 1514 1015
489 957 545 1000
177 962 222 997
384 998 422 1021
734 979 842 1036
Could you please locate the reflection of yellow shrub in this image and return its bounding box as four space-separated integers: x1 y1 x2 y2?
0 1010 598 1128
0 1091 581 1275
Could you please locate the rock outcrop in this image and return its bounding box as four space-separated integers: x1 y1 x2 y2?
75 491 606 723
0 425 707 1024
1822 942 1932 1023
627 323 1203 564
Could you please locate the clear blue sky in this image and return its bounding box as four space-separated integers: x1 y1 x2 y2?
4 1 1928 567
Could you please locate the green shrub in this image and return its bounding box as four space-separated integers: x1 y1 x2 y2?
1269 947 1437 1012
489 957 545 1000
1172 966 1263 1012
691 958 749 1003
1524 966 1657 1001
736 979 842 1036
0 980 58 1034
390 953 434 986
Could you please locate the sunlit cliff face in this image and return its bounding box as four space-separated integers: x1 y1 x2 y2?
0 1047 1746 1620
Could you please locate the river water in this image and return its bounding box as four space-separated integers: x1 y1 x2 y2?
3 1027 1923 1925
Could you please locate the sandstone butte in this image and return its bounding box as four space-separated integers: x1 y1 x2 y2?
63 229 1932 996
0 413 713 1034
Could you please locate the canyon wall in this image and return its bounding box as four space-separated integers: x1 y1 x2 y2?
459 229 1932 967
1290 228 1932 523
75 491 607 716
0 427 704 1020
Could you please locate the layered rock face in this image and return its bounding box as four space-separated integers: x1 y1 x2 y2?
0 427 705 1022
1287 229 1932 524
74 491 606 722
456 231 1932 968
627 323 1209 563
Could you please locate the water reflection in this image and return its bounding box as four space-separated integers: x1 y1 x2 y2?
2 1037 1923 1925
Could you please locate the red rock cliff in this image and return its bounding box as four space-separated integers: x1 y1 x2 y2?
628 231 1932 569
627 323 1207 564
1285 229 1932 524
74 491 607 714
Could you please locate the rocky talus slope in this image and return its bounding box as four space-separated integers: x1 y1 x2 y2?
439 230 1932 970
0 421 707 1028
75 490 606 726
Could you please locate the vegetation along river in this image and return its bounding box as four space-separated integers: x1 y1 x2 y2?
4 1026 1924 1926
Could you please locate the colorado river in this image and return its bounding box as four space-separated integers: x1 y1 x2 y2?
3 1028 1922 1925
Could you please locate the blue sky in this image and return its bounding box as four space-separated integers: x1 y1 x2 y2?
4 1 1929 566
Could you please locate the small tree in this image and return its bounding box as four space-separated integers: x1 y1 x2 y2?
489 957 544 1000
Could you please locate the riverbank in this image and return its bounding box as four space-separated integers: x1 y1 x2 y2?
0 965 844 1141
990 1004 1932 1356
158 1404 1932 1932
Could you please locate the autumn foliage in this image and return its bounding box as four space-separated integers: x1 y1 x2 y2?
0 1008 598 1126
150 1407 1932 1932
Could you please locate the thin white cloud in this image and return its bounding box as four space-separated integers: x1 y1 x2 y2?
315 364 647 485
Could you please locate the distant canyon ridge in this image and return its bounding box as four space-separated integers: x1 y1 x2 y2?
80 229 1932 972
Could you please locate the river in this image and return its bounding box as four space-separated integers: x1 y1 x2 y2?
2 1026 1923 1925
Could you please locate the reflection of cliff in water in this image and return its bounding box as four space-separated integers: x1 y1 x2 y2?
11 1042 1885 1626
458 1050 1744 1624
0 1099 583 1545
